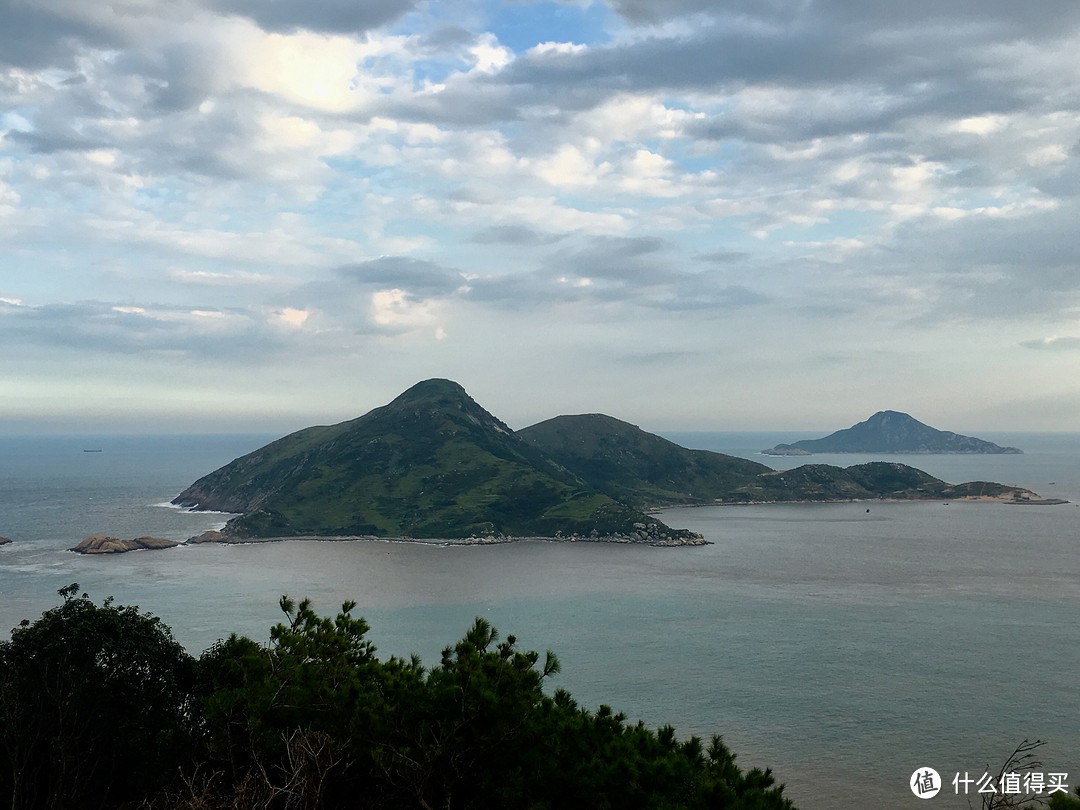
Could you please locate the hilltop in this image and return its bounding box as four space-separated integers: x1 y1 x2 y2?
173 381 1043 545
764 410 1022 455
518 413 771 507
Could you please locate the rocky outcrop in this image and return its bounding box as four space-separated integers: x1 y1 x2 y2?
186 530 228 544
760 446 811 456
70 535 180 554
0 536 11 546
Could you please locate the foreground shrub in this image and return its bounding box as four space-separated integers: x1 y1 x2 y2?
0 584 197 810
2 588 798 810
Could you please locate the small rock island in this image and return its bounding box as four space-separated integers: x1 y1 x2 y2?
764 410 1022 455
70 535 180 554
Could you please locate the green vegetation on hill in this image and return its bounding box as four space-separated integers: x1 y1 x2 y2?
174 379 694 542
0 587 800 810
724 462 1037 503
725 462 945 502
518 413 771 507
173 380 1042 541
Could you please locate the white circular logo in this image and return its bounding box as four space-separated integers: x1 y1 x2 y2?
911 767 941 798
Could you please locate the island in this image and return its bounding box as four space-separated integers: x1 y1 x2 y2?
763 410 1022 455
170 380 1045 547
70 535 180 554
173 379 704 545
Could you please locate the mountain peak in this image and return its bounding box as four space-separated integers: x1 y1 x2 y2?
391 378 470 403
378 378 512 436
868 410 917 422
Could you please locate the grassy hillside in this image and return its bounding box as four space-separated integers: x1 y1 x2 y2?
725 461 1036 503
174 380 692 541
518 413 771 506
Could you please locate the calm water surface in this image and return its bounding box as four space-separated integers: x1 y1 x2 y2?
1 432 1078 809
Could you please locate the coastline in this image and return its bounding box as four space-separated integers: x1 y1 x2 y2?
175 490 1069 552
651 493 1070 510
184 530 710 548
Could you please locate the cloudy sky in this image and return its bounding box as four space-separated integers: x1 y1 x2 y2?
2 0 1079 434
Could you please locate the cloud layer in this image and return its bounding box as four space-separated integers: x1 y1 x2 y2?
2 0 1079 431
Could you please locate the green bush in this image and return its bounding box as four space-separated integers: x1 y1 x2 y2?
0 584 197 810
2 588 798 810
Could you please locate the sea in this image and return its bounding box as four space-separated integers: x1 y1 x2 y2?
1 430 1078 810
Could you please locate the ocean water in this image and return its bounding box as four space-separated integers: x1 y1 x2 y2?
1 431 1079 809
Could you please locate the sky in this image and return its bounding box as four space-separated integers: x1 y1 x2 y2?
1 0 1079 435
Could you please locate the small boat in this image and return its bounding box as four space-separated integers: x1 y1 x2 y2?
83 448 103 453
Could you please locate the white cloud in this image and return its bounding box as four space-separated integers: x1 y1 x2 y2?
169 269 277 285
534 143 610 187
257 115 355 155
1021 336 1080 351
528 42 588 57
1027 143 1069 166
618 148 680 196
468 33 512 73
229 25 371 112
950 116 1006 136
371 288 431 329
271 307 310 328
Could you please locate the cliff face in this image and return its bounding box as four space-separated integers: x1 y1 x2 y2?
765 411 1022 455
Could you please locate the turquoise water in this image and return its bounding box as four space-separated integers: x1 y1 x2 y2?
1 432 1078 809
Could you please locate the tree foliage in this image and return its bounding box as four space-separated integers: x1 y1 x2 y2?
0 584 196 810
2 587 799 810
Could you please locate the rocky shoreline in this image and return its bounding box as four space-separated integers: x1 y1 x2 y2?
186 528 709 548
655 492 1069 509
69 490 1070 555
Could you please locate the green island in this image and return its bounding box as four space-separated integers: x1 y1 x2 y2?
171 379 1046 546
0 585 801 810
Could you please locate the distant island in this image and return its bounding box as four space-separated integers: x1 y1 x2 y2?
167 381 1045 549
763 410 1022 455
